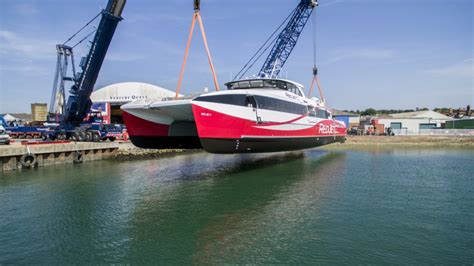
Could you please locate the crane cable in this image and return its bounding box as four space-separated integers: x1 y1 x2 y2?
312 6 317 69
307 9 325 104
233 6 298 80
72 28 97 49
235 31 281 80
235 31 279 80
63 11 101 46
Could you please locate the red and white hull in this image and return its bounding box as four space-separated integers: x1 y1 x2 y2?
122 79 346 153
191 91 346 153
121 99 202 149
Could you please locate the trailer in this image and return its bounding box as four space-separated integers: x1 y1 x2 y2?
7 126 50 139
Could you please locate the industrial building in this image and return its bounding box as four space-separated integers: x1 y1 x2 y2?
90 82 177 124
372 110 453 134
333 110 360 129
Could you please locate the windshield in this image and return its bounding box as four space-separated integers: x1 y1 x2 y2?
226 79 301 93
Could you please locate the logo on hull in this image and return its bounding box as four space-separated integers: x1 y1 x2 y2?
319 123 336 134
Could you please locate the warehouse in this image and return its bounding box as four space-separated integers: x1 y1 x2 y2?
90 82 177 124
333 110 360 129
372 110 453 135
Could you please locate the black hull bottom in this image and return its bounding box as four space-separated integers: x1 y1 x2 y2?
129 136 202 149
200 136 346 154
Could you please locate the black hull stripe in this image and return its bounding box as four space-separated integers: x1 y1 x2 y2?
129 135 346 154
129 136 202 149
200 136 346 154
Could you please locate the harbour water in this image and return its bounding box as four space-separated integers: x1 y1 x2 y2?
0 148 473 264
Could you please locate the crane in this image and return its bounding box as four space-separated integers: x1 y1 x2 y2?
45 0 126 141
49 44 75 119
234 0 318 80
258 0 317 78
63 0 126 126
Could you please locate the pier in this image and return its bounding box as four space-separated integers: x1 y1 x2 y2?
0 141 119 171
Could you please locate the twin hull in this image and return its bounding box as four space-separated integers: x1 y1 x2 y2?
122 96 346 154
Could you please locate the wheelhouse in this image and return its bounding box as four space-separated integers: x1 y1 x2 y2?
225 79 305 97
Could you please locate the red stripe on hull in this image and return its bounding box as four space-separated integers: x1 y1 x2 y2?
122 111 169 137
191 104 346 139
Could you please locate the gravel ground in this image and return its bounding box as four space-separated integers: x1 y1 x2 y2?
324 135 474 150
115 141 191 160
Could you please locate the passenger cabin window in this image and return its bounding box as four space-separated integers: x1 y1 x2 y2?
250 80 264 88
238 81 250 89
246 96 257 108
263 80 277 88
254 96 307 115
308 106 329 118
196 94 308 115
314 108 329 118
196 94 247 106
286 83 303 97
276 80 287 90
226 79 303 97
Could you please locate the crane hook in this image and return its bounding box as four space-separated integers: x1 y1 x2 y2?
194 0 200 12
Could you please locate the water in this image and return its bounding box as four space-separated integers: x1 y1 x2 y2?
0 148 473 264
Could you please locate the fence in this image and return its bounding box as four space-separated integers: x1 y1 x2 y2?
391 129 474 136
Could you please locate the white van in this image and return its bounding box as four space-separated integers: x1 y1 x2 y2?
0 125 11 145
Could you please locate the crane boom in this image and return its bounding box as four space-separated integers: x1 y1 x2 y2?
62 0 126 126
258 0 317 78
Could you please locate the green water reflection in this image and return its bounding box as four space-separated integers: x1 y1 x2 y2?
0 149 472 264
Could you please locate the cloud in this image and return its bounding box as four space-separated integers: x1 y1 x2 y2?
427 59 474 78
0 64 49 76
0 30 57 60
325 48 397 64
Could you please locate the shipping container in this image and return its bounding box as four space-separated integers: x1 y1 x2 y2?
445 119 474 129
334 115 350 128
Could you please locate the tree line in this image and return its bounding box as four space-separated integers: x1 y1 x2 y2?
342 108 430 116
342 106 471 116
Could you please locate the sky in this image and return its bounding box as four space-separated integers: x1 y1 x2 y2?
0 0 472 113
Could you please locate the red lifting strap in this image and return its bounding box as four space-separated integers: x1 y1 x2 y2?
308 75 325 103
175 7 219 99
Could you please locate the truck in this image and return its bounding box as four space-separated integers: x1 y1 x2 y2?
0 116 47 139
43 112 121 141
0 125 11 145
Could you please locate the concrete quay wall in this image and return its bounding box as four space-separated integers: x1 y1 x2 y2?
0 142 119 172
